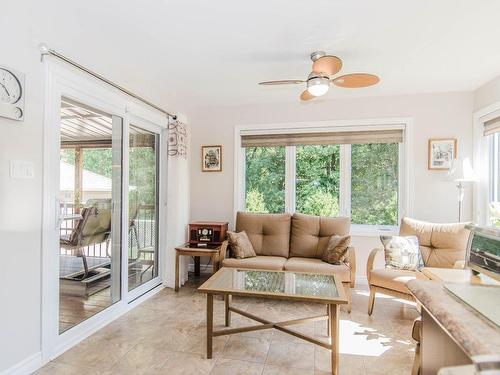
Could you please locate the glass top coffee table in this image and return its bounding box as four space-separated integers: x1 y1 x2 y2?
198 267 348 375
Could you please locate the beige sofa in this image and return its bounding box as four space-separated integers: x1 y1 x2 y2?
366 217 470 315
220 212 356 311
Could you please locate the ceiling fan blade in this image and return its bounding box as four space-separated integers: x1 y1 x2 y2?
258 80 304 85
312 56 342 76
300 90 315 101
333 73 380 88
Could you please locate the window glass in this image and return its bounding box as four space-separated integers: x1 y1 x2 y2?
245 146 286 213
296 145 340 216
351 143 399 226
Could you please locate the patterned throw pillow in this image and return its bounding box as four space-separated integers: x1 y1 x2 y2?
322 235 351 265
380 235 423 271
227 230 257 259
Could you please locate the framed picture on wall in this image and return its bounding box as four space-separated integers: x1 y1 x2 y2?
201 145 222 172
428 138 457 170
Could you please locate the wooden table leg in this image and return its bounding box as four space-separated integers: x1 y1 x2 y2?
224 294 232 327
174 250 180 292
326 305 331 337
194 256 201 276
207 294 213 359
329 304 340 375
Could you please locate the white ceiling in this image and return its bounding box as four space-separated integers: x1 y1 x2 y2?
7 0 500 112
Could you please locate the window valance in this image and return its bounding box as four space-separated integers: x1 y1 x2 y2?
241 128 404 147
484 116 500 136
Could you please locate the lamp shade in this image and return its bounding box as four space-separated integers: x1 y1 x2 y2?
447 157 478 182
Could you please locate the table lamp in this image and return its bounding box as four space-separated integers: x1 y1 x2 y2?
447 157 478 222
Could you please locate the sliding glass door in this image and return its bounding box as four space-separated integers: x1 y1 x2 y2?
128 124 160 291
58 98 122 333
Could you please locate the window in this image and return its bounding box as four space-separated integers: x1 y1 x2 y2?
296 145 340 216
489 132 499 227
245 146 286 213
351 143 399 226
239 123 407 231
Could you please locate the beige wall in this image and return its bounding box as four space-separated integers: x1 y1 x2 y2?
189 92 475 278
474 74 500 111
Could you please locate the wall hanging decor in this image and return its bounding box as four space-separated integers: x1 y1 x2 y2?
168 118 188 158
201 145 222 172
0 66 25 121
428 138 457 170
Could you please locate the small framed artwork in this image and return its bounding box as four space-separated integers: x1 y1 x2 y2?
428 138 457 170
201 145 222 172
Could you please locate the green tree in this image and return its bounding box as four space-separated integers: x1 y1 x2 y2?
246 190 267 213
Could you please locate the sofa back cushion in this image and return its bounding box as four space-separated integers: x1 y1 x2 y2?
235 212 291 257
399 217 470 268
290 213 351 259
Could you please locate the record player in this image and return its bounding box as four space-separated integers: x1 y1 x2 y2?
188 221 228 247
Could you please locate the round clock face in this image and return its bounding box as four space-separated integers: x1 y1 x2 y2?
202 229 209 235
0 68 22 104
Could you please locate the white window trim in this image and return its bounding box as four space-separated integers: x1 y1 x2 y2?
234 118 414 237
473 101 500 226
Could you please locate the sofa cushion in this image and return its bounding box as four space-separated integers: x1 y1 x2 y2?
400 217 470 268
284 257 351 283
322 235 351 265
227 230 256 259
370 268 426 294
236 212 291 257
222 256 287 271
290 213 350 259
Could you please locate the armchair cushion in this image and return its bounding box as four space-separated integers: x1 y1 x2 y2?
284 257 351 283
221 255 287 271
290 213 350 259
370 268 426 294
380 235 422 271
400 217 470 268
236 212 291 257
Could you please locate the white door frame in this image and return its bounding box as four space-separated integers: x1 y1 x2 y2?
41 58 168 363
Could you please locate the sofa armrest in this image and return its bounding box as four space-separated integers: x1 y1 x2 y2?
366 248 383 284
219 240 229 261
347 246 356 288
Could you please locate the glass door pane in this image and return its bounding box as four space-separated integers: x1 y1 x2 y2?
128 124 159 291
58 97 122 333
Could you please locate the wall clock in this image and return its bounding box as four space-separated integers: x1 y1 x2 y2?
0 66 25 121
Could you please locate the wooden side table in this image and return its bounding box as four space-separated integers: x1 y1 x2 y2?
175 243 226 292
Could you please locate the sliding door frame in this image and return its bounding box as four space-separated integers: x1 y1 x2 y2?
41 58 168 363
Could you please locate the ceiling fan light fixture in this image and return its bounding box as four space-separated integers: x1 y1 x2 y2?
307 76 329 96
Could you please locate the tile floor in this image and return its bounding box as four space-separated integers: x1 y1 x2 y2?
36 275 418 375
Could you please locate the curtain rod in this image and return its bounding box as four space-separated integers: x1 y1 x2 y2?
39 43 177 120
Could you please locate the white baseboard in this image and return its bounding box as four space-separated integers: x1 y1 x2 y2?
2 351 42 375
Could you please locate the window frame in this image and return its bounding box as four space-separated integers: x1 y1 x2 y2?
234 118 414 236
473 102 500 227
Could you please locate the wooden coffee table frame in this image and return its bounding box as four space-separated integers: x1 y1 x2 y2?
199 268 347 375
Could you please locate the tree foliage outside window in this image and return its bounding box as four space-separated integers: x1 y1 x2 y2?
296 145 340 216
245 146 285 213
244 141 400 226
351 143 399 225
61 145 157 206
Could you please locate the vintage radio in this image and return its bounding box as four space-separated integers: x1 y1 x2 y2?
189 221 228 247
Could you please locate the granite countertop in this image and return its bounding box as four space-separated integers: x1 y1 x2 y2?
407 279 500 357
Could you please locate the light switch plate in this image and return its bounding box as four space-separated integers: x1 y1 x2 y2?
10 160 34 179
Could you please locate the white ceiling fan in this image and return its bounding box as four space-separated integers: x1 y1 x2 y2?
258 51 380 101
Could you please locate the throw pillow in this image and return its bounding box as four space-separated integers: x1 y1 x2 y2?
380 235 423 271
227 230 256 259
322 235 351 265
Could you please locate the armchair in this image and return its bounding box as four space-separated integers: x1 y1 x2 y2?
367 217 470 315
